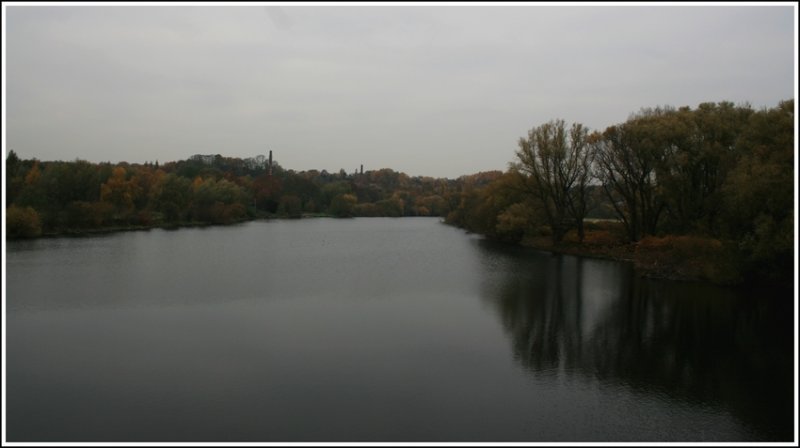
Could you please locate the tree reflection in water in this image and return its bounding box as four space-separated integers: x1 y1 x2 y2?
475 239 794 441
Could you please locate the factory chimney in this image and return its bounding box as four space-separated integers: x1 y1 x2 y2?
268 150 273 176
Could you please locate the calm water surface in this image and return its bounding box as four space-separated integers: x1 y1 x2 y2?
5 218 795 442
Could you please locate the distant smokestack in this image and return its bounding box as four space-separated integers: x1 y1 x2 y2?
360 164 363 175
268 150 273 176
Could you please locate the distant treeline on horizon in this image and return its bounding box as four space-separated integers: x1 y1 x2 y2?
5 147 485 232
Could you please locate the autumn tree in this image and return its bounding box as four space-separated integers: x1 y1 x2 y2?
515 119 593 242
190 177 248 224
720 99 794 281
149 173 192 222
329 193 358 217
6 204 42 238
414 195 447 217
445 170 538 242
592 109 671 242
253 174 282 213
320 181 352 212
278 194 303 218
655 102 753 235
485 171 542 242
281 172 320 213
100 166 142 223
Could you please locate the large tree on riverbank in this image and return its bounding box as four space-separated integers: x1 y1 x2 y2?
514 119 593 242
591 110 669 242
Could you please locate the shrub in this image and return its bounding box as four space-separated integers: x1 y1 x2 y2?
353 202 379 217
329 194 358 217
7 205 42 238
635 235 742 284
495 203 534 243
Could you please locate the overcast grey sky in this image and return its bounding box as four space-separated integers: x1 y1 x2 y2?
3 3 796 178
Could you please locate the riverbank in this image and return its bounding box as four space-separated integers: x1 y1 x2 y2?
519 226 744 285
8 212 446 240
13 216 259 240
6 214 765 287
7 212 364 240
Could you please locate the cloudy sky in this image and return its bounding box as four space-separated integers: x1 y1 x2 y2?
3 3 796 178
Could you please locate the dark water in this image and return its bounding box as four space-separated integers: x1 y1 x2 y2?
5 218 795 442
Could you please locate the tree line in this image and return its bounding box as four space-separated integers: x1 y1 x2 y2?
4 99 794 284
445 99 794 284
5 151 465 237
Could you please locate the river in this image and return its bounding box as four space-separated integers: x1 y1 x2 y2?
5 217 795 442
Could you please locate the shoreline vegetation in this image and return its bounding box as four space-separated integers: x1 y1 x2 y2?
29 212 335 238
14 213 760 286
5 99 794 287
515 221 743 285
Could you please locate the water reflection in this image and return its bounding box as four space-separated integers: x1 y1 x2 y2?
475 239 794 441
6 221 795 442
